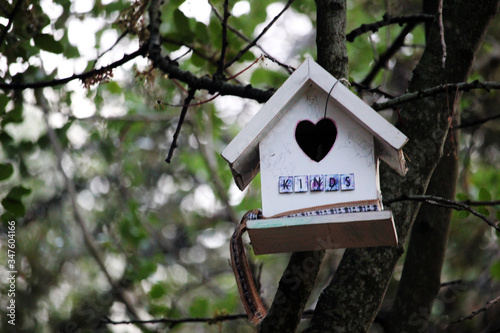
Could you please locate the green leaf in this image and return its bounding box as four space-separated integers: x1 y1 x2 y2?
1 186 31 216
2 105 23 125
2 200 25 216
491 261 500 281
189 297 209 317
149 283 167 299
173 9 190 32
172 9 195 42
456 192 468 201
34 33 64 54
0 94 9 111
6 186 31 200
250 67 287 88
137 261 157 280
194 22 209 44
479 188 492 202
150 304 170 316
0 132 14 151
477 206 489 216
190 53 206 68
456 210 470 219
0 163 14 181
106 81 122 94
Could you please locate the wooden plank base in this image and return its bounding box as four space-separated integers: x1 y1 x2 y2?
247 211 398 255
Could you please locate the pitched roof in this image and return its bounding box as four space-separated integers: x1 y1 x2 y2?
222 58 408 190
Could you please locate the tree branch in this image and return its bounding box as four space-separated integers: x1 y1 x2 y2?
0 45 148 90
386 128 458 333
147 0 274 103
102 310 315 327
351 81 396 99
451 294 500 324
102 313 248 327
223 0 295 70
372 80 500 110
215 0 230 78
455 112 500 129
165 88 196 163
361 22 418 87
438 0 447 68
346 13 435 42
460 199 500 206
208 1 294 74
93 30 130 68
384 194 500 232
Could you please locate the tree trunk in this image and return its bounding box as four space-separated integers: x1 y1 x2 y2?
385 129 458 333
305 1 500 332
259 1 349 331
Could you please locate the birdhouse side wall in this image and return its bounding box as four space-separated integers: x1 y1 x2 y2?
259 84 380 217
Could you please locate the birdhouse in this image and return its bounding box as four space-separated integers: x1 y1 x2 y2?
222 58 408 255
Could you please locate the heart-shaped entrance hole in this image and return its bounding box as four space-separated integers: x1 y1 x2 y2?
295 118 337 162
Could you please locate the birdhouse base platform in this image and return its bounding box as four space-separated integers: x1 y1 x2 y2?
247 211 398 255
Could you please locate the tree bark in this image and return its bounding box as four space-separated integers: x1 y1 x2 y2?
305 1 500 332
315 0 349 79
385 129 458 333
383 2 459 330
259 1 348 332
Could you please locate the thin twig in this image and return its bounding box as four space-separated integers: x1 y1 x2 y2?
172 47 192 62
0 45 148 90
346 13 435 42
160 36 244 84
372 80 500 110
440 279 463 288
460 199 500 206
384 194 500 232
208 0 294 74
224 0 295 69
69 114 174 123
161 36 217 63
451 295 500 324
361 22 417 87
350 81 395 99
157 93 219 108
165 88 197 163
216 0 230 78
455 113 500 129
438 0 447 68
102 314 248 327
93 30 130 68
102 310 315 326
263 54 295 73
226 55 263 81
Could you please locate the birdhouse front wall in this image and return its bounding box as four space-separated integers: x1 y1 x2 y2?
259 83 380 217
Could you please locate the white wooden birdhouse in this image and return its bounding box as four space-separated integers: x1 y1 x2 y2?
222 58 408 255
